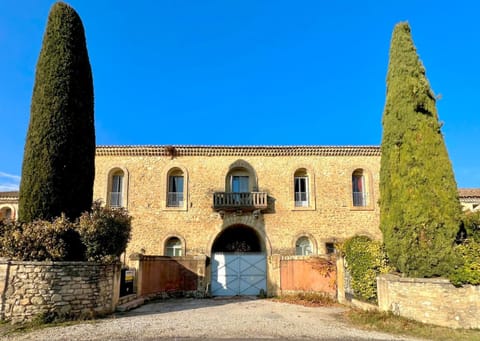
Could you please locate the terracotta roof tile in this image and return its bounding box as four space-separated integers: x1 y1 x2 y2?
458 188 480 198
96 145 382 157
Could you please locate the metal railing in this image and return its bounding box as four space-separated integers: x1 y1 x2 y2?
167 192 184 207
110 192 122 207
213 192 268 210
353 192 368 207
294 192 308 207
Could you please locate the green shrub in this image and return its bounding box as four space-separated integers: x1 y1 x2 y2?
77 202 132 262
343 236 393 302
0 215 83 261
461 211 480 242
449 239 480 286
0 203 132 263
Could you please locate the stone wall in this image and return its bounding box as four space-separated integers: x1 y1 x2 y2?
94 146 382 262
0 258 121 323
377 274 480 329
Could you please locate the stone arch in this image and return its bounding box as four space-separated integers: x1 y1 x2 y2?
207 216 271 256
105 166 129 208
292 232 318 255
349 166 374 209
162 234 186 256
161 163 189 210
224 159 259 192
0 204 15 221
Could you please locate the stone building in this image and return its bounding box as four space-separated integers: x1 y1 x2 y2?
3 146 477 296
0 191 18 221
458 188 480 212
94 145 382 295
93 145 382 256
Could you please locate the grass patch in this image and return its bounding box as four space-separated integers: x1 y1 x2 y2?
0 312 104 338
344 309 480 341
271 292 337 307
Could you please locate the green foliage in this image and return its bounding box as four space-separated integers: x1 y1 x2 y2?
0 215 83 261
379 22 462 277
461 211 480 242
77 202 132 262
449 240 480 286
19 2 95 222
343 236 393 302
0 204 131 262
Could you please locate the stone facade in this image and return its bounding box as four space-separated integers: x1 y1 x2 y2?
377 274 480 329
93 145 383 262
0 259 121 323
0 191 18 221
458 188 480 212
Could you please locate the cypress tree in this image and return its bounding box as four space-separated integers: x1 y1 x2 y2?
379 22 462 277
19 2 95 222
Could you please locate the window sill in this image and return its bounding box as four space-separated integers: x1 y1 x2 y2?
291 206 316 211
163 206 188 212
349 206 375 211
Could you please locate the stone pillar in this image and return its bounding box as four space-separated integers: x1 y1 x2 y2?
111 262 122 310
194 255 207 297
267 254 281 297
129 253 143 297
336 255 346 304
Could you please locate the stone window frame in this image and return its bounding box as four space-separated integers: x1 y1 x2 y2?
0 204 15 221
163 235 186 257
293 232 318 255
224 159 259 192
106 166 129 209
290 166 316 211
162 164 189 211
348 167 375 211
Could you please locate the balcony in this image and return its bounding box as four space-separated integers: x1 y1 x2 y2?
213 192 268 211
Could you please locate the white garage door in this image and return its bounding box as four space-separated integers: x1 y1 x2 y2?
211 253 266 296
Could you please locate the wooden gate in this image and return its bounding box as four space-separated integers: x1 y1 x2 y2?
211 253 266 296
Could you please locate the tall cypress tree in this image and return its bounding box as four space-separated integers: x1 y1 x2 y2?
19 2 95 222
380 22 462 277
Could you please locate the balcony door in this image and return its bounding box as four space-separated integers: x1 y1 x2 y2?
231 175 249 205
232 176 249 193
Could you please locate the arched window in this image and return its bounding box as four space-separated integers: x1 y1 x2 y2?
0 207 12 221
352 169 367 207
165 237 183 256
167 168 184 207
295 236 313 256
294 169 309 207
109 169 125 207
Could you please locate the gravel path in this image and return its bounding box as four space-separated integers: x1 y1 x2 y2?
3 297 425 341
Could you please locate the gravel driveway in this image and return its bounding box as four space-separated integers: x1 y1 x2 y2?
3 297 424 341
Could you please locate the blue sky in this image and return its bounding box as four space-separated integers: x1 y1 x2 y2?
0 1 479 191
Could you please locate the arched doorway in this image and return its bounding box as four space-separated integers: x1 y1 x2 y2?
211 225 267 296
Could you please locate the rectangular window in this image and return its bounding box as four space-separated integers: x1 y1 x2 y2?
168 176 184 207
232 176 249 193
294 176 308 207
166 245 183 256
110 175 123 207
326 243 335 254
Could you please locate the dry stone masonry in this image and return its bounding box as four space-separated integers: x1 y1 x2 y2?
0 258 120 323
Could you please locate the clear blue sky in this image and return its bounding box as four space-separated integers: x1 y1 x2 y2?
0 1 478 191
